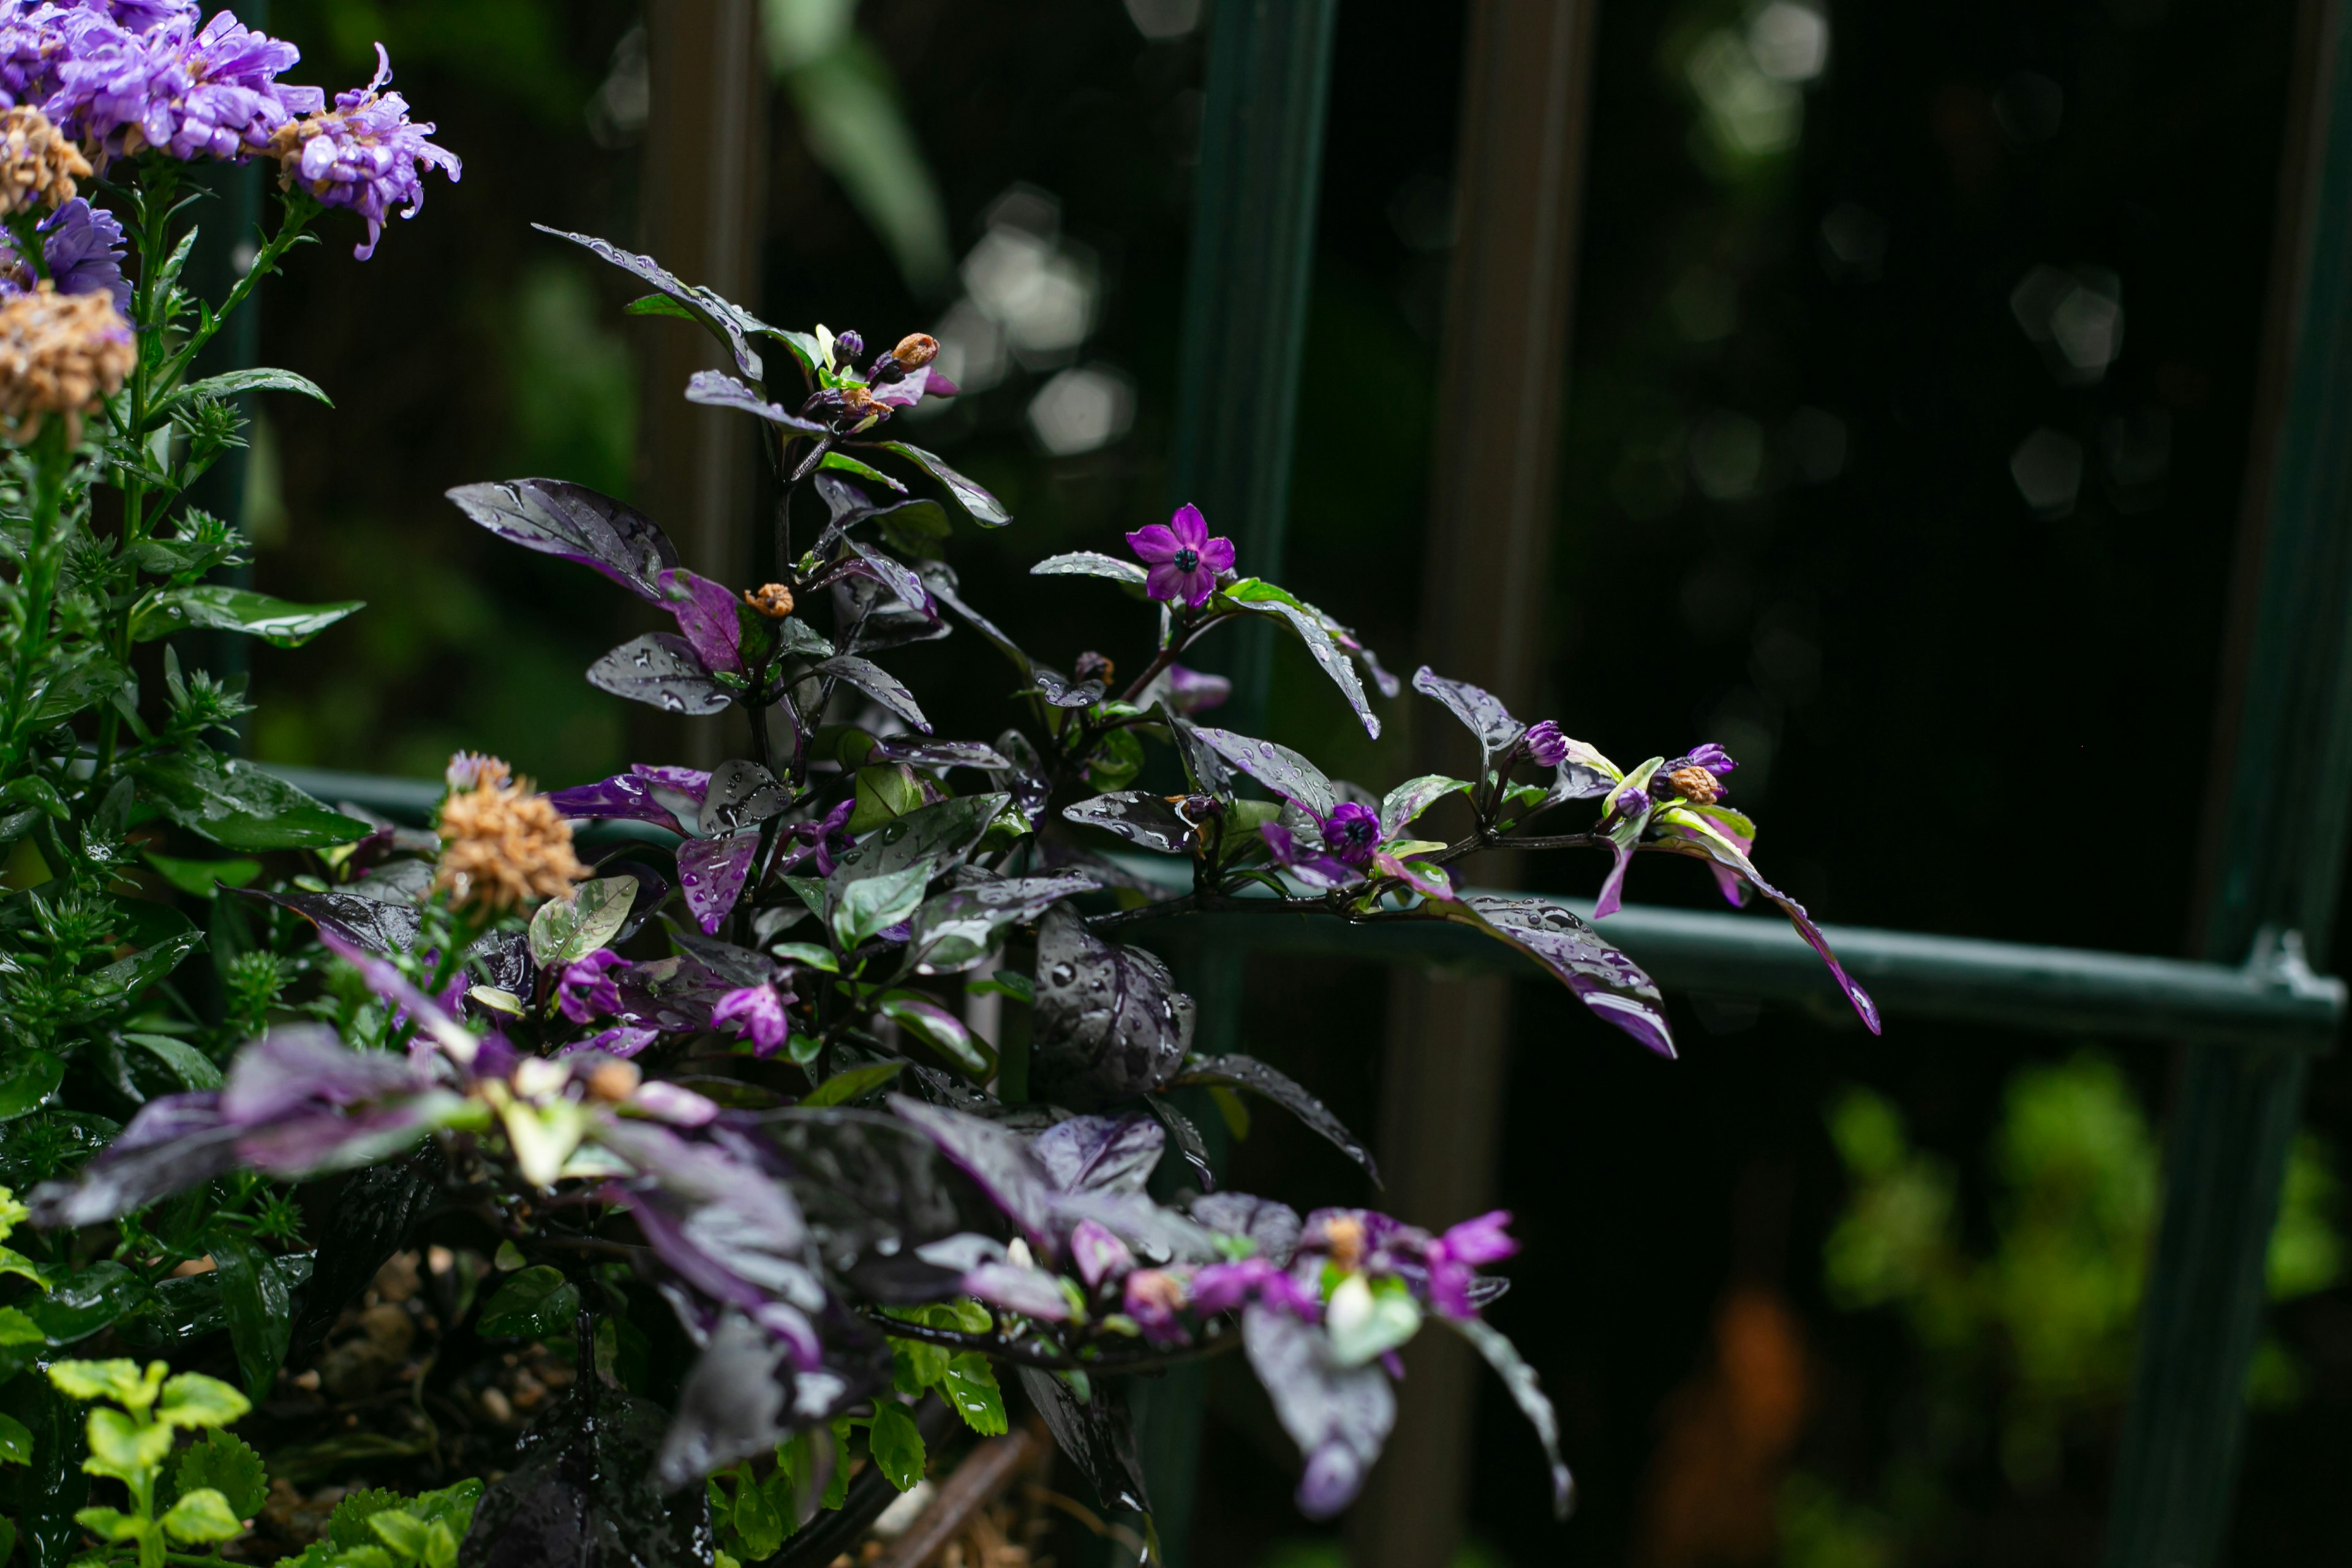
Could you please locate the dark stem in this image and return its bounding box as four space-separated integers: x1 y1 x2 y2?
867 1311 1240 1374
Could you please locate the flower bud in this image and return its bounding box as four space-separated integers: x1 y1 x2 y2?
888 333 938 371
742 582 795 619
834 328 864 361
1074 650 1115 685
1664 764 1724 805
1521 720 1569 769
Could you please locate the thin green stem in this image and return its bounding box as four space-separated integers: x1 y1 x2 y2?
0 422 74 779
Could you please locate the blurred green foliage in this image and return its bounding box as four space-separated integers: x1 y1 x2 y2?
1787 1054 2343 1563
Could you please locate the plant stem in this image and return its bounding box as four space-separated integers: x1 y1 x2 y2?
868 1311 1240 1374
0 421 73 779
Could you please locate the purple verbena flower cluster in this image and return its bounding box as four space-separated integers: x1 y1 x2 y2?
265 43 458 260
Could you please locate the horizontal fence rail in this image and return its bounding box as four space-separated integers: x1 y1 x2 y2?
271 764 2347 1052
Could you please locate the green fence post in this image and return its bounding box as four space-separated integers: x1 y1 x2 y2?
1130 4 1338 1566
2105 1 2352 1561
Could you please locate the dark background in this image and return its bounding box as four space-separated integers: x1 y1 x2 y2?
235 0 2352 1562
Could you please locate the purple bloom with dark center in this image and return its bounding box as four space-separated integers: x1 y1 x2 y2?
713 982 790 1058
1521 720 1569 770
52 8 323 164
0 196 127 311
556 948 625 1025
1320 801 1379 868
1126 503 1234 609
266 43 458 260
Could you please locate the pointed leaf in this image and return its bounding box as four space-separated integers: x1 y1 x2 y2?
1188 728 1336 818
908 873 1100 974
447 478 681 602
1379 775 1471 840
527 875 638 967
1242 1305 1394 1521
131 752 368 851
1061 791 1194 855
535 223 764 379
1447 896 1674 1057
587 632 732 715
1227 584 1381 737
1172 1054 1378 1183
1016 1369 1150 1513
1031 906 1193 1106
1446 1316 1574 1519
133 587 363 648
684 369 825 431
874 441 1010 525
1030 552 1148 587
1411 666 1523 764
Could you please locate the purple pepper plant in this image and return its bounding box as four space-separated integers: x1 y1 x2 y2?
0 8 1884 1557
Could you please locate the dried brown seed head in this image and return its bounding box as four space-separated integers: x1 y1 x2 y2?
1324 1214 1366 1272
584 1060 642 1104
743 582 795 619
0 281 132 445
434 760 586 913
1666 764 1724 805
0 107 88 217
888 332 939 371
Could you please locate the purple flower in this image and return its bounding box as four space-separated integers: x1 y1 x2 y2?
1683 742 1736 775
779 797 856 877
1069 1217 1133 1289
1423 1209 1517 1320
74 1 197 36
1192 1256 1319 1321
1321 801 1378 868
51 9 323 164
265 43 458 259
1521 721 1568 769
1259 821 1362 891
0 195 126 311
713 982 790 1058
1126 503 1234 609
556 948 625 1025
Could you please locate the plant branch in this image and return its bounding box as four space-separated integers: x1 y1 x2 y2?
867 1311 1240 1374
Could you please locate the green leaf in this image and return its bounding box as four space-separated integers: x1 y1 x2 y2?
0 1409 32 1463
324 1489 404 1551
1029 552 1147 587
477 1265 580 1339
141 850 262 897
0 1307 39 1344
526 875 638 967
130 751 369 852
728 1466 784 1559
831 858 933 951
75 930 205 1016
85 1406 173 1477
121 1032 224 1091
157 1371 251 1431
888 1334 949 1395
72 1506 144 1543
29 648 130 726
170 366 332 408
878 996 991 1078
133 587 363 649
47 1359 157 1409
31 1265 151 1344
1223 581 1382 739
969 969 1034 1006
769 941 839 972
624 293 698 321
866 1403 926 1491
823 1421 851 1509
367 1509 431 1560
818 450 907 494
160 1487 244 1544
173 1428 268 1517
209 1234 290 1403
801 1061 903 1109
941 1353 1007 1435
0 1051 62 1120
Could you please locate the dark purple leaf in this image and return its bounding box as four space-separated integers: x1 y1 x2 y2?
665 927 773 989
1061 791 1193 855
842 540 938 620
1359 646 1403 699
446 478 680 603
1188 1193 1302 1266
1015 1368 1150 1514
886 1096 1057 1253
677 834 760 935
1411 666 1524 765
1242 1305 1395 1521
655 1313 880 1487
1172 1055 1378 1184
541 773 693 835
222 1025 421 1124
1147 1096 1213 1190
613 955 733 1032
243 887 420 956
908 872 1100 975
1447 1317 1575 1520
696 760 788 838
535 222 763 380
588 633 733 717
990 729 1052 826
872 440 1011 526
761 1109 973 1283
1029 1115 1163 1196
871 737 1012 770
467 929 537 998
684 369 826 432
290 1144 445 1362
1167 715 1235 797
1227 589 1381 739
1031 906 1194 1107
26 1093 237 1227
1452 896 1676 1057
1027 668 1105 709
1188 728 1336 819
1378 775 1471 840
458 1378 715 1568
657 568 745 677
816 655 931 734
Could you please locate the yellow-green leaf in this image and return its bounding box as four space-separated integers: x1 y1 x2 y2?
158 1370 252 1430
50 1359 162 1409
85 1407 172 1476
160 1487 244 1544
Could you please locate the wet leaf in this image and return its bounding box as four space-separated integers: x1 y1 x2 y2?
529 876 639 968
132 587 363 649
1225 583 1380 738
211 1232 292 1400
1031 907 1193 1106
1172 1055 1375 1183
1015 1368 1149 1513
677 835 759 936
130 752 368 852
458 1380 714 1568
290 1145 443 1362
1030 552 1147 587
587 634 733 717
1061 791 1193 856
1409 666 1524 766
536 224 764 380
1030 1115 1163 1196
447 477 682 603
1379 775 1471 840
478 1266 581 1338
826 794 1005 895
683 369 824 432
873 442 1011 526
816 655 931 734
1243 1305 1394 1521
1187 728 1335 819
842 541 937 620
908 873 1099 974
1445 1316 1574 1520
869 737 1011 771
832 861 932 951
0 1052 63 1121
1445 897 1674 1057
801 1063 905 1109
1146 1096 1213 1189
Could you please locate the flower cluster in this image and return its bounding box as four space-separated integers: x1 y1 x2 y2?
431 752 586 913
0 275 127 439
264 44 458 260
0 102 83 213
